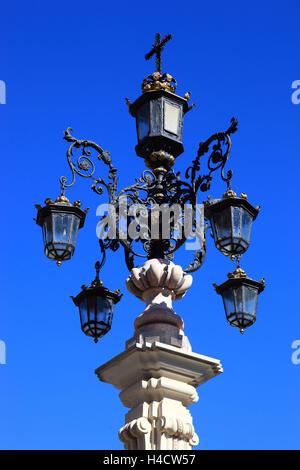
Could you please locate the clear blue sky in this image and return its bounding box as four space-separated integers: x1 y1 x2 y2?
1 0 300 450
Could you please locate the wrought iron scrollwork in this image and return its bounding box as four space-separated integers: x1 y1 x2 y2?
60 127 118 203
60 117 238 272
185 117 238 193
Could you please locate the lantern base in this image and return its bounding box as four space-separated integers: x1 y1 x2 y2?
95 340 223 450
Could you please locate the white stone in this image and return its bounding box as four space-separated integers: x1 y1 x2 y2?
126 258 193 302
96 341 223 450
96 259 223 450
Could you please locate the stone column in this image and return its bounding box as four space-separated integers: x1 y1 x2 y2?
95 258 223 450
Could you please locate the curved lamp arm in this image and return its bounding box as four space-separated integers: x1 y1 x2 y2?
59 127 118 203
185 117 238 194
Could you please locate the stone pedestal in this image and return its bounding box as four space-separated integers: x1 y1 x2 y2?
95 258 223 450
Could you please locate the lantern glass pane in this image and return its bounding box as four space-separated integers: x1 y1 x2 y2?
53 213 74 243
241 209 253 243
137 103 150 141
43 216 53 243
222 287 235 317
42 223 46 246
96 296 111 323
243 285 258 315
151 99 161 134
164 102 180 135
71 217 80 245
232 207 242 237
88 295 96 322
213 208 231 240
79 297 88 327
233 286 244 313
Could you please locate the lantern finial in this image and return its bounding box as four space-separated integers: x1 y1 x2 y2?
142 34 177 93
145 33 172 74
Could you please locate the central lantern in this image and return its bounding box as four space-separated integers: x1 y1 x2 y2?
129 73 189 162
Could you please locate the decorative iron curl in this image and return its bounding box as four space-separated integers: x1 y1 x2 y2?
185 117 238 193
59 117 238 271
184 225 208 273
59 127 118 202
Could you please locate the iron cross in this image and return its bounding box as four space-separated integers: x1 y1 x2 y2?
145 33 172 74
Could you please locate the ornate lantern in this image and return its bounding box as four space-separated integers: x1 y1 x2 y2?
35 195 88 266
71 261 122 343
127 34 194 171
204 189 260 257
129 75 189 163
214 267 265 334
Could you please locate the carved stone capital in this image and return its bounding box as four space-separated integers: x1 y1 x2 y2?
119 417 152 450
126 258 193 302
126 259 193 349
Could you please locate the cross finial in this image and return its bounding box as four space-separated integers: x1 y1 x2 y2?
145 33 172 74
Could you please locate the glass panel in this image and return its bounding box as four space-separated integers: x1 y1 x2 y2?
42 224 46 246
210 220 217 241
55 249 65 256
164 101 180 135
88 295 96 322
213 208 231 240
43 216 53 243
96 297 111 325
79 297 88 327
222 288 235 317
137 103 150 140
231 207 242 237
151 99 161 134
71 217 80 245
241 209 253 243
233 287 243 313
83 324 93 336
243 285 258 315
53 214 73 243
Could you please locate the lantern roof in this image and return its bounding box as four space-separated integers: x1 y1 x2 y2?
71 261 122 307
213 267 266 295
204 190 260 221
34 196 88 228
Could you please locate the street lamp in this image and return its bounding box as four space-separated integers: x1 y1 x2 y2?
35 32 265 336
214 266 266 334
71 247 122 342
204 189 260 257
35 195 88 266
